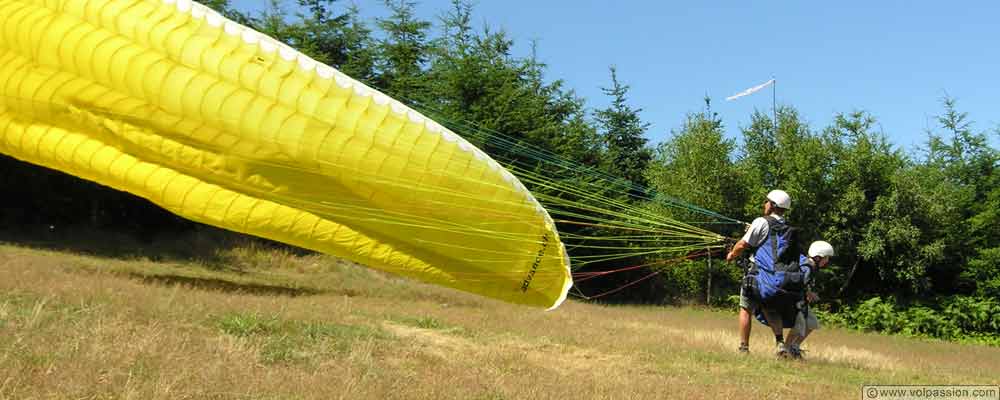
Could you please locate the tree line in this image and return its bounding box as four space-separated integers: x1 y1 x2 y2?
1 0 996 342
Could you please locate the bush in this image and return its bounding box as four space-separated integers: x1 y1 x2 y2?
940 296 1000 333
848 296 900 332
830 295 1000 345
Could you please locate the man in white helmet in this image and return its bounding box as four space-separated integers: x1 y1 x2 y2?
725 189 792 354
782 240 835 359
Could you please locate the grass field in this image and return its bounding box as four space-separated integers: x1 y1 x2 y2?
1 233 998 399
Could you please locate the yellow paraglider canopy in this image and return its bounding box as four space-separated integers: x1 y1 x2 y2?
0 0 572 308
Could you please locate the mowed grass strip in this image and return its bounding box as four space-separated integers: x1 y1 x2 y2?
1 242 998 399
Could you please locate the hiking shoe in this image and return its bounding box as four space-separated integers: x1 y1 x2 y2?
738 344 749 354
789 347 805 360
775 344 789 359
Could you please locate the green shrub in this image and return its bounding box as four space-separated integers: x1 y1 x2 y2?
940 296 1000 333
848 296 900 332
830 295 1000 345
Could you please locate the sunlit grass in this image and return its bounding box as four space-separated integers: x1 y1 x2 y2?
1 238 998 399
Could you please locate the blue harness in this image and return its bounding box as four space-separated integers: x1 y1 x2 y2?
755 257 812 326
745 216 806 308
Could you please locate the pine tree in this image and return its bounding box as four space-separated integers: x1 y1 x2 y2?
375 0 431 100
594 66 651 189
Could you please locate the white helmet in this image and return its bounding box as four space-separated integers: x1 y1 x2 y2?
767 190 791 209
808 241 835 258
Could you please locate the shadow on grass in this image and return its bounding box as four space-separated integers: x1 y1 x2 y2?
0 226 392 300
0 225 309 267
127 272 321 297
0 226 341 297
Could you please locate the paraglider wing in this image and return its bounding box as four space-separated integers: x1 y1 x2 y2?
0 0 572 309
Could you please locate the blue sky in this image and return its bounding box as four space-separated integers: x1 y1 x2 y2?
231 1 1000 153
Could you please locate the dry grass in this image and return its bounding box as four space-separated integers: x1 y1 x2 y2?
1 240 998 400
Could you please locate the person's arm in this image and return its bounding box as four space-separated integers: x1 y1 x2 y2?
804 265 819 302
726 240 751 261
727 218 767 262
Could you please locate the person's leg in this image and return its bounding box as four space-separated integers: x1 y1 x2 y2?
788 315 812 346
785 328 813 346
786 311 804 346
738 286 755 352
759 308 784 337
760 307 788 357
786 331 802 346
789 329 811 346
788 310 818 359
739 307 752 352
787 332 807 344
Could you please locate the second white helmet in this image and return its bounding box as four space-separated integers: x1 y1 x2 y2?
767 190 791 209
808 241 835 258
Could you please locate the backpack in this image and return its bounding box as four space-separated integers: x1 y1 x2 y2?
744 216 806 308
754 256 812 327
